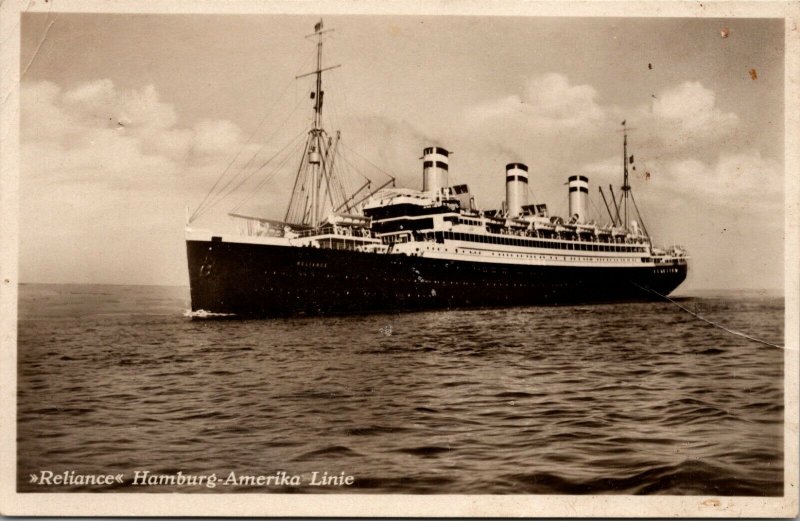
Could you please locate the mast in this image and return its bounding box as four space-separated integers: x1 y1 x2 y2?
310 21 324 228
621 120 631 230
285 19 341 229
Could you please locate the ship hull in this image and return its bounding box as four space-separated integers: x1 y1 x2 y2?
186 239 687 318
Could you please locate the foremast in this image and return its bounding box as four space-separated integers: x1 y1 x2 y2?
284 20 343 229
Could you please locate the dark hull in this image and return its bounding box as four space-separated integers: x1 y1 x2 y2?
187 239 687 317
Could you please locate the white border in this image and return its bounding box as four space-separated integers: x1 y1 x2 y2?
0 0 797 517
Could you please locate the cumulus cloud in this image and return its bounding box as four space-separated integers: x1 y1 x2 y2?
452 73 618 194
465 73 606 130
191 119 243 155
21 79 251 188
651 81 738 135
19 79 273 284
18 75 782 288
581 150 781 211
660 151 782 206
462 76 741 170
626 81 741 160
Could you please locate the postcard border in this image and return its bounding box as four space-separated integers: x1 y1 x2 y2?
1 0 797 517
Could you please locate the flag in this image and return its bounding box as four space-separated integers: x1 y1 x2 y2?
315 20 323 32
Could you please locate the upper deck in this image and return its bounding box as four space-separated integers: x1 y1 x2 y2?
203 190 688 269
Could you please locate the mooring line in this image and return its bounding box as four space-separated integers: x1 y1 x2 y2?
631 282 784 349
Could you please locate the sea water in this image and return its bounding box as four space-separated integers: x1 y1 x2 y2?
17 284 784 494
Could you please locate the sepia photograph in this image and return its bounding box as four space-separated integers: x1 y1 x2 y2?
0 0 797 517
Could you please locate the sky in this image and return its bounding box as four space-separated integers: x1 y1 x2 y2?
19 13 785 290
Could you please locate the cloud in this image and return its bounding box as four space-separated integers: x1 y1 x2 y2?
60 80 179 133
18 75 781 288
651 81 738 136
659 151 782 207
465 73 606 130
21 79 255 188
461 76 742 174
191 119 243 155
453 73 618 195
581 149 782 211
19 79 275 284
626 81 741 160
368 73 775 223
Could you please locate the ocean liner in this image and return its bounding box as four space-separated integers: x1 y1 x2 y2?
185 20 688 317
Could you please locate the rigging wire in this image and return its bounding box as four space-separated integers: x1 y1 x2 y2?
330 65 386 208
339 140 397 183
526 178 538 209
336 145 375 186
588 194 605 225
334 142 359 208
203 126 310 218
222 94 309 190
193 95 310 220
326 136 351 213
317 81 353 212
230 128 310 214
189 50 316 223
328 66 372 164
631 282 784 349
285 136 313 224
320 82 377 210
629 189 651 238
